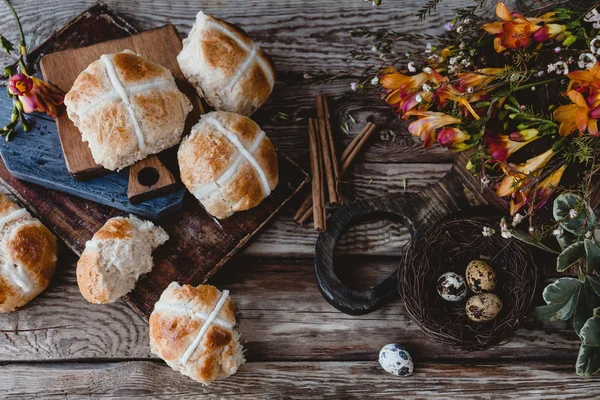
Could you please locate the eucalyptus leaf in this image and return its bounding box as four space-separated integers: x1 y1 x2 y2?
590 275 600 297
536 278 583 321
580 308 600 347
556 230 577 251
574 285 600 337
576 345 600 376
585 239 600 274
511 229 559 254
557 241 585 272
553 193 597 234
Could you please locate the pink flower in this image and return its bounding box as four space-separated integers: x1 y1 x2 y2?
8 73 32 96
437 127 471 150
486 133 538 161
8 74 64 118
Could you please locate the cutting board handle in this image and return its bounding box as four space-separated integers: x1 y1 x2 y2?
127 155 178 204
314 196 417 315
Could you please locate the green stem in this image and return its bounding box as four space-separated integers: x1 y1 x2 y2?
513 77 562 93
3 0 25 49
3 0 28 75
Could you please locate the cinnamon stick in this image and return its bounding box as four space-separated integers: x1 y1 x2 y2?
316 94 342 205
340 122 377 172
293 193 313 223
295 121 376 225
308 118 326 231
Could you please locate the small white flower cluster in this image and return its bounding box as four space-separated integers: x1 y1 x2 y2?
448 51 470 74
590 37 600 55
547 61 569 75
569 208 578 219
499 218 512 239
512 213 524 227
553 227 564 236
584 9 600 29
579 53 597 69
482 226 496 237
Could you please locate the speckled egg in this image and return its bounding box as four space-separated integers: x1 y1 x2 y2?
465 293 503 322
436 272 467 302
465 260 497 293
378 344 414 377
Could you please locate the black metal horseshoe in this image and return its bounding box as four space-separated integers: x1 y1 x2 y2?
314 196 417 315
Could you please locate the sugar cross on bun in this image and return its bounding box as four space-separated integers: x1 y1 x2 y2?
64 50 193 171
149 283 245 385
76 215 169 304
0 194 57 312
178 111 278 219
177 11 275 116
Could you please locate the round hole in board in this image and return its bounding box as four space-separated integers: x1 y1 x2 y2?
138 167 160 187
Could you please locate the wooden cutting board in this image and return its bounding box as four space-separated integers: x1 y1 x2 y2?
0 3 309 319
39 25 201 183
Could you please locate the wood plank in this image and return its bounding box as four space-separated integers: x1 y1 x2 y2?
246 162 452 256
0 0 487 72
0 360 597 399
0 256 581 362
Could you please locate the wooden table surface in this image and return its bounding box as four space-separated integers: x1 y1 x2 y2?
0 1 599 398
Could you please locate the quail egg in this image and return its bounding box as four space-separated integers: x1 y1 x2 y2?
465 260 497 293
465 293 503 322
436 272 467 302
378 343 414 377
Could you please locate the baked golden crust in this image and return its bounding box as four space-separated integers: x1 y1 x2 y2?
0 194 57 313
177 11 275 116
149 283 244 385
178 111 279 219
64 51 192 171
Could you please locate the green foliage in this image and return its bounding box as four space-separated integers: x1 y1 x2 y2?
535 194 600 376
557 241 585 272
553 193 597 235
576 345 600 376
586 240 600 275
0 35 13 55
536 278 583 321
510 229 559 254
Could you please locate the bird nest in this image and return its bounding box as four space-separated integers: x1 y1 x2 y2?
399 215 538 351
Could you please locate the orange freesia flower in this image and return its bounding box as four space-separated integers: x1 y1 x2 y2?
553 90 600 136
486 131 539 161
508 164 566 215
567 62 600 91
482 2 563 53
533 165 567 210
457 68 507 90
380 67 441 117
406 111 462 149
496 149 555 197
441 85 483 120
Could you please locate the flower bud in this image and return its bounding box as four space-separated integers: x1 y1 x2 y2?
14 100 23 112
562 35 576 47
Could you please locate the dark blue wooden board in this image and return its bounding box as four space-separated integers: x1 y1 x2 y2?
0 92 185 219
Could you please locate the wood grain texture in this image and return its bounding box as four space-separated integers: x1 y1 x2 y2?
1 360 598 399
127 155 177 203
0 256 583 363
